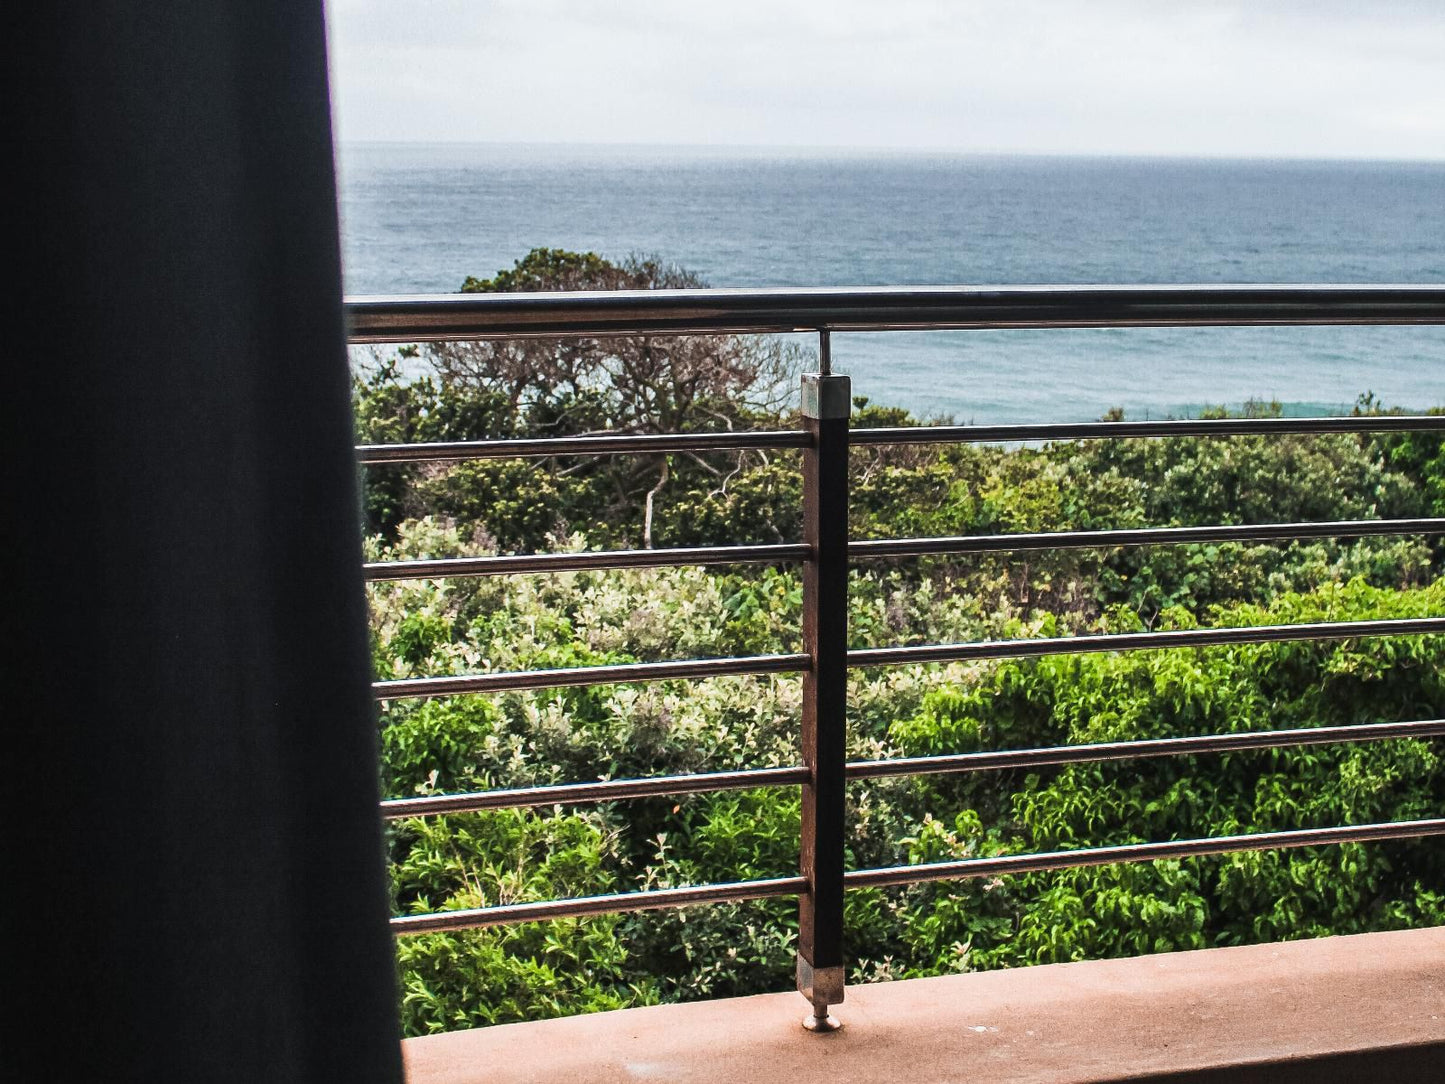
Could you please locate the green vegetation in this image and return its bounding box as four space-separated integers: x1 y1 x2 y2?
356 250 1445 1036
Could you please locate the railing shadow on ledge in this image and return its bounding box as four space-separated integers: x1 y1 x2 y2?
348 283 1445 1035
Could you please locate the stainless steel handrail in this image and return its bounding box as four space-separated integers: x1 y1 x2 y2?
364 543 810 581
347 284 1445 342
851 518 1445 559
851 414 1445 445
386 818 1445 933
371 620 1441 701
374 652 811 700
848 618 1445 669
357 429 810 464
390 876 810 934
381 719 1445 818
357 417 1445 466
363 520 1445 581
845 818 1445 891
845 718 1445 781
382 766 814 818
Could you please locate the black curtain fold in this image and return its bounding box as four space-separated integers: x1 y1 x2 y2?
6 4 403 1079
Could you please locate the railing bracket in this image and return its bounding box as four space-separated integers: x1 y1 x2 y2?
801 372 852 420
798 957 845 1032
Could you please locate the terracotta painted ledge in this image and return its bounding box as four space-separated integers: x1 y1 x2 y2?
402 926 1445 1083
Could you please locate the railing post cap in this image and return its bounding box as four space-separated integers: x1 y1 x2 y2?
802 373 851 420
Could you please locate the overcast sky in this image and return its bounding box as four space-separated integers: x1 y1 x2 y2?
327 1 1445 159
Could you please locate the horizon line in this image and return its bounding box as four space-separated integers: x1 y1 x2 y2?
334 139 1445 166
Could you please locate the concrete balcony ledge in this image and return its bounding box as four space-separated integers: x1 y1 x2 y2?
403 926 1445 1083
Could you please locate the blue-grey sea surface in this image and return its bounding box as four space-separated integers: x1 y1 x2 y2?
337 144 1445 424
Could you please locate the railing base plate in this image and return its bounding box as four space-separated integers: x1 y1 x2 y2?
802 1011 842 1033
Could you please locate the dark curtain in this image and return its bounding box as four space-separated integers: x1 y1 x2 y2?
5 4 403 1080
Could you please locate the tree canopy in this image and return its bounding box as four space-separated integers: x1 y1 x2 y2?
356 248 801 546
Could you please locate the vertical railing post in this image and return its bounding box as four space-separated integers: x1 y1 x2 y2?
797 330 850 1032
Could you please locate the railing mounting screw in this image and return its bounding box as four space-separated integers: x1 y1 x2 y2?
803 995 842 1033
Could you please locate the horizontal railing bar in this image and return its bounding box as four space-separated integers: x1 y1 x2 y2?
852 518 1445 560
356 416 1445 468
378 619 1441 698
363 520 1445 583
382 719 1445 818
346 285 1445 343
391 816 1445 931
357 430 810 464
390 876 810 934
846 719 1445 781
845 817 1445 890
849 617 1445 669
364 543 810 582
374 653 811 700
851 414 1445 446
382 765 812 817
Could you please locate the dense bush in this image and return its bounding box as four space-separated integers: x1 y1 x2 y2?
372 522 1445 1033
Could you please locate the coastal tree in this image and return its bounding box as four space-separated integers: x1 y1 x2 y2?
374 248 805 548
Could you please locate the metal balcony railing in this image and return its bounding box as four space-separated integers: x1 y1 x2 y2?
349 284 1445 1031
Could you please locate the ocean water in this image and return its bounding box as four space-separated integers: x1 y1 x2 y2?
337 144 1445 424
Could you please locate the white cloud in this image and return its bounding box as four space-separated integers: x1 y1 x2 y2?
325 0 1445 158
